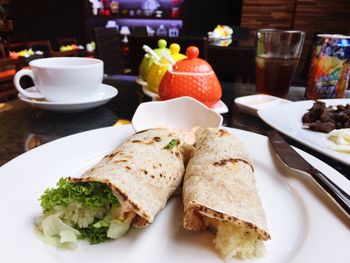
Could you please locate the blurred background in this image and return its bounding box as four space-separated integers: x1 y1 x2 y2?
1 0 350 101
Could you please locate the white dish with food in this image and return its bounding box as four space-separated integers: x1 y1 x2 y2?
0 125 349 262
258 99 350 165
208 35 232 41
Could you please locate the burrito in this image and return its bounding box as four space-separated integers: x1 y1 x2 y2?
37 128 185 248
183 128 270 259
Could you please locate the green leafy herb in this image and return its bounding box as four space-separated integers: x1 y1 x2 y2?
78 224 109 244
77 215 130 244
163 139 179 150
40 178 119 211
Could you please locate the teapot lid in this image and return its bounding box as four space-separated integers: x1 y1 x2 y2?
169 43 187 61
154 39 170 56
173 46 213 73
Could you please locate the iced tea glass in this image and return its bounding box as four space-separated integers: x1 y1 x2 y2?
255 29 305 98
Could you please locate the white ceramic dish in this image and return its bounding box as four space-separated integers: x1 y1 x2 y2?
235 94 292 116
141 85 229 114
135 75 148 86
0 125 349 262
132 96 223 132
18 84 118 113
258 99 350 165
207 33 232 41
210 39 233 47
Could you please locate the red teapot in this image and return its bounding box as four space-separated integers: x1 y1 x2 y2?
158 46 222 108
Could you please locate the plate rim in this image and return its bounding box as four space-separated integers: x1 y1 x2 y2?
18 83 118 106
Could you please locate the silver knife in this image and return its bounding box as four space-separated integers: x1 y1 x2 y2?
267 130 350 219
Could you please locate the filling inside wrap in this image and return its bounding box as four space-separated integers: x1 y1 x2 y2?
202 209 266 259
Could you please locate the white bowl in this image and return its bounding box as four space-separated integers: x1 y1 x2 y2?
132 96 223 132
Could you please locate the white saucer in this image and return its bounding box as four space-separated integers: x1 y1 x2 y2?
207 33 232 41
141 85 229 114
135 75 148 86
235 94 292 116
18 84 118 113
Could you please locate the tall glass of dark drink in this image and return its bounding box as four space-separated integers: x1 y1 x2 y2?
255 29 305 98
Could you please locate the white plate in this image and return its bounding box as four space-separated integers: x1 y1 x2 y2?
1 125 349 262
235 94 292 116
207 33 232 41
258 99 350 165
141 85 229 114
18 84 118 113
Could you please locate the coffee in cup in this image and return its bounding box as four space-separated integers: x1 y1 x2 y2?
14 57 103 102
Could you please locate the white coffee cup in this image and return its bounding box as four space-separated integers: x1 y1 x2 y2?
14 57 103 102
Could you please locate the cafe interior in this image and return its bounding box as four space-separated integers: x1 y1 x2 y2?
0 0 350 262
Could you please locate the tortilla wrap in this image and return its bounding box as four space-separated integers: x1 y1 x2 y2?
183 128 270 240
69 128 185 227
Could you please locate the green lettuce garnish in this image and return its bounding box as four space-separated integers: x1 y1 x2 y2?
163 139 180 150
40 178 119 211
107 220 130 239
78 219 130 244
38 178 129 245
79 224 110 244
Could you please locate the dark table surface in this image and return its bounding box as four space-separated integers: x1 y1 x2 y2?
0 77 349 181
207 39 254 49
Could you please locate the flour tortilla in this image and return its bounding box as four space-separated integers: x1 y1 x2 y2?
69 128 185 227
183 128 270 240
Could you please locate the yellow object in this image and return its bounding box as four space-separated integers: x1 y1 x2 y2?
0 103 12 113
146 43 186 94
60 45 78 52
169 43 187 61
27 49 34 56
139 39 170 80
9 49 35 59
146 60 170 94
114 119 131 126
212 25 233 38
